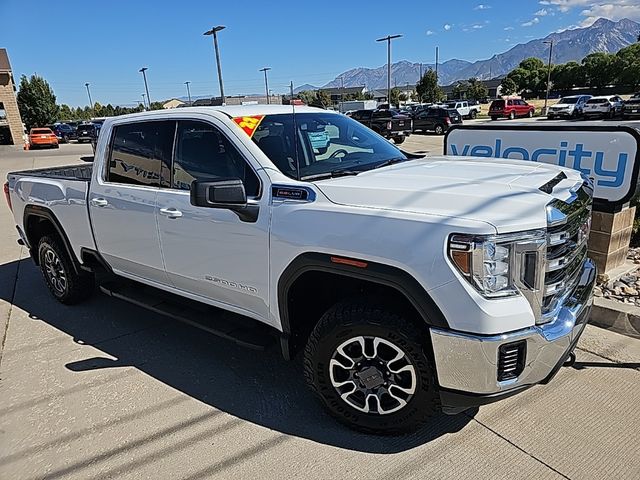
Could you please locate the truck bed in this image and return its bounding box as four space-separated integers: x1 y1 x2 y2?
8 164 93 182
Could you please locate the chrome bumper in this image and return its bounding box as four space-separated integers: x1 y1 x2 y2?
431 258 596 396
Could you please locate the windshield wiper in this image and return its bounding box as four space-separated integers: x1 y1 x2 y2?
372 157 407 169
301 169 361 181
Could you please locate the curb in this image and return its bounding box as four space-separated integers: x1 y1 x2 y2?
590 297 640 339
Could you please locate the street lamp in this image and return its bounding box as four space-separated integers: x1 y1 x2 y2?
184 81 192 104
139 67 151 108
142 93 147 110
84 83 93 109
543 39 554 115
376 34 402 107
204 25 226 105
259 67 271 104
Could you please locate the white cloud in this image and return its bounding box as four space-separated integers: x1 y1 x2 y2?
535 8 549 15
474 4 491 9
539 0 640 24
504 26 514 30
472 24 484 29
444 24 452 31
426 30 435 35
521 17 540 26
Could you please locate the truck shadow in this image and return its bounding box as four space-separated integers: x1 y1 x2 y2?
0 259 474 454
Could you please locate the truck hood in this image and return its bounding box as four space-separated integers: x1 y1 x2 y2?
315 156 583 233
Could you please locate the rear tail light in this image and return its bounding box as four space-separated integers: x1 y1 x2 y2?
386 121 392 130
3 181 12 212
445 118 451 124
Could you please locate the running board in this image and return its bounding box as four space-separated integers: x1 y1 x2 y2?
99 280 274 350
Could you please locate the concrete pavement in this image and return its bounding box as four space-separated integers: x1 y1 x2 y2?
0 142 639 480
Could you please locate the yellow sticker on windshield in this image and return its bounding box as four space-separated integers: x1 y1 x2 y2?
233 115 264 138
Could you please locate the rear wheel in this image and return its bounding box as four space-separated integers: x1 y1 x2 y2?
304 301 439 435
38 235 94 304
490 116 498 121
470 110 477 119
434 124 444 135
393 136 406 144
527 110 533 118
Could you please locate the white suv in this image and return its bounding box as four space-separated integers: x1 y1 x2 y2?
583 95 624 119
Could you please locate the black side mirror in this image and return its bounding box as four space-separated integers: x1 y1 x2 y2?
190 178 259 223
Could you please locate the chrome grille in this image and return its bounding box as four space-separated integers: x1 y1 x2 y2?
541 181 593 323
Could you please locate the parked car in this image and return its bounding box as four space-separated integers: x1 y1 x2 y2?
582 95 624 119
622 96 640 119
445 101 481 119
349 109 412 144
28 128 58 149
547 95 592 119
76 123 97 143
48 123 77 143
413 107 462 135
489 98 535 120
5 105 595 434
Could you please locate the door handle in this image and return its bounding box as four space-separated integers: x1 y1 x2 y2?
90 197 108 207
159 207 183 218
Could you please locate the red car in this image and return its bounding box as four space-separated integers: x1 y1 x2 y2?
489 98 535 120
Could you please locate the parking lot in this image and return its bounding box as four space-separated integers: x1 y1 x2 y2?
1 140 639 480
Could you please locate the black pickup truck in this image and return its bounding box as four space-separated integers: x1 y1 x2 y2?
349 109 412 144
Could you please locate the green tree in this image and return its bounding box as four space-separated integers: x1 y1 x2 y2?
550 61 584 90
149 101 164 111
298 90 317 105
416 70 443 103
466 78 488 101
451 81 468 99
582 52 615 90
17 74 59 129
615 43 640 89
506 58 547 96
390 87 401 106
500 77 518 96
316 90 331 108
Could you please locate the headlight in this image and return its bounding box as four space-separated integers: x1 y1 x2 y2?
448 231 546 298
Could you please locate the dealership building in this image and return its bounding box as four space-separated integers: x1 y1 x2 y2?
0 49 24 145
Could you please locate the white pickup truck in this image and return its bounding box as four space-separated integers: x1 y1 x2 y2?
4 105 595 434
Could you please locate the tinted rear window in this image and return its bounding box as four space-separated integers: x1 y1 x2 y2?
445 109 460 117
587 98 609 104
77 124 95 132
490 100 505 108
32 129 52 134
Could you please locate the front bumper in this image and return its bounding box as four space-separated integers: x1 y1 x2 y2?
431 258 595 413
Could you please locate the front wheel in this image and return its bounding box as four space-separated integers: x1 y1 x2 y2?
434 124 444 135
490 116 498 121
470 110 477 119
304 301 439 434
38 235 94 304
393 136 406 144
509 111 516 120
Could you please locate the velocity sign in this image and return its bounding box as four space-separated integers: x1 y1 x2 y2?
445 124 640 210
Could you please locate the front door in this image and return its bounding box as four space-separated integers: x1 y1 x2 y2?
89 120 174 286
156 119 270 320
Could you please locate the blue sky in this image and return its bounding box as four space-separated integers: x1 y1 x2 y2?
1 0 638 106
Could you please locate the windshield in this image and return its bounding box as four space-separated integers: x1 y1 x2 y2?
558 97 579 104
252 112 407 180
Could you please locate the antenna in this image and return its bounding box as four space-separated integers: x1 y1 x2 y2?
290 81 301 181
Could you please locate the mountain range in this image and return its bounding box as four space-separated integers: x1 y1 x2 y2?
321 18 640 90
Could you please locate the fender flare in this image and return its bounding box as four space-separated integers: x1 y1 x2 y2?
23 205 82 275
277 252 449 339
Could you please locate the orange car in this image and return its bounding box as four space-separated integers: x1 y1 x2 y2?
29 128 59 149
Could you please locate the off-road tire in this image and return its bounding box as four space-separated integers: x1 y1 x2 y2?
304 300 440 435
38 235 94 304
393 136 406 144
470 110 477 119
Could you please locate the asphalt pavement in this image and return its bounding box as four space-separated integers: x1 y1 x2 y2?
0 140 639 480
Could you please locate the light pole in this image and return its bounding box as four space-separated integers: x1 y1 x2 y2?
543 39 554 115
84 83 93 109
184 81 192 104
139 67 151 108
204 26 226 105
142 93 147 110
259 67 271 104
376 34 402 107
435 46 439 84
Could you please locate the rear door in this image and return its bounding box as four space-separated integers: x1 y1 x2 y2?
89 120 174 285
155 118 271 319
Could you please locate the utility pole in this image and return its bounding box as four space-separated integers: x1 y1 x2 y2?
184 81 192 104
204 26 226 105
84 83 93 112
139 67 151 107
419 62 423 80
376 34 402 107
543 39 554 115
259 67 271 104
141 93 147 110
340 76 344 111
435 46 439 84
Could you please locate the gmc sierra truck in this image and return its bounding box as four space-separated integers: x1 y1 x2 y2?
5 105 595 434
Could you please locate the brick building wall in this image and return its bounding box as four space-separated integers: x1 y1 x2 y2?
0 49 25 145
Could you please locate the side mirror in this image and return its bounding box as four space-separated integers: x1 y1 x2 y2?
190 178 259 223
